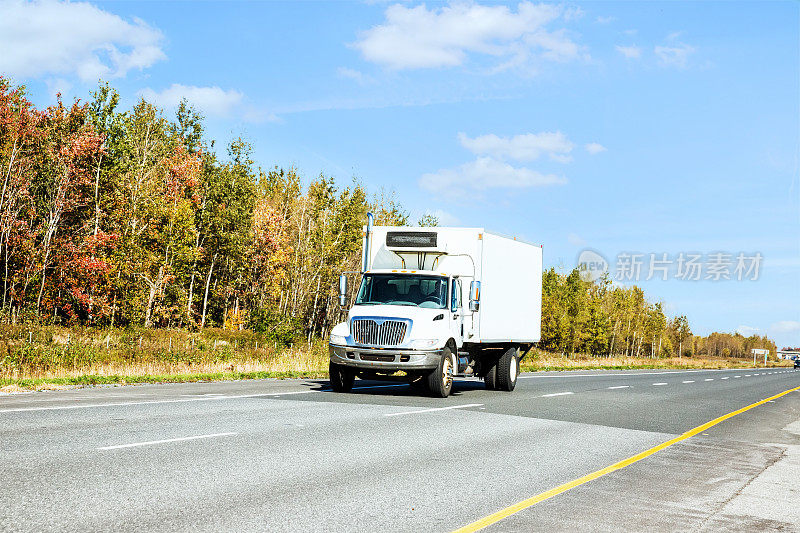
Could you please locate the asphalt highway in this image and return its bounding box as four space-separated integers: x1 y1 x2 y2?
2 366 800 532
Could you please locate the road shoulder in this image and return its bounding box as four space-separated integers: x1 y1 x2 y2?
701 420 800 531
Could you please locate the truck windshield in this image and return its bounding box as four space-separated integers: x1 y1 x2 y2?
355 274 448 309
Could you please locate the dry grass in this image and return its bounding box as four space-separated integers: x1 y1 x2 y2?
0 325 329 388
12 345 330 382
0 382 76 394
0 384 25 394
1 325 793 391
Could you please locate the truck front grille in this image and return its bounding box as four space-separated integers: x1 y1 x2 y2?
351 319 407 346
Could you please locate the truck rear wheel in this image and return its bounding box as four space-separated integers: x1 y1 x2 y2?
496 346 519 392
425 347 454 398
329 362 355 392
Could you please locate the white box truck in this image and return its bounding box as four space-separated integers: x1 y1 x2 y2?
329 213 542 397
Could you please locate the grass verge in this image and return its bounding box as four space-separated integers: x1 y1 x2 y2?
3 357 792 393
1 326 792 392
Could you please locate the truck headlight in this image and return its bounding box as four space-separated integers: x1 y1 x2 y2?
410 339 439 350
330 334 348 346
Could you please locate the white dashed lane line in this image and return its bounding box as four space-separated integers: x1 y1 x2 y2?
384 404 484 417
540 392 575 398
98 432 237 451
550 368 799 397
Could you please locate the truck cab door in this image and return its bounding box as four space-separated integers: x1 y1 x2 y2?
450 277 464 347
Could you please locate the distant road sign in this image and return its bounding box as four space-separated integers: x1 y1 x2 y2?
751 348 769 366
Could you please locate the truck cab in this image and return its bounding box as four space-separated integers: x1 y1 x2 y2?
329 269 466 396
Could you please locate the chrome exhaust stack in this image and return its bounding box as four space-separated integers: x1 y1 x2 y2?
362 212 374 272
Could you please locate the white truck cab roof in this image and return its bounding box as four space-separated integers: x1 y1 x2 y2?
364 269 450 277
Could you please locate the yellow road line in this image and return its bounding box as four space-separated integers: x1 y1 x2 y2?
453 384 800 533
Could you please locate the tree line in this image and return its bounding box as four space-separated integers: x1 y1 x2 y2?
0 78 412 342
540 268 775 358
0 78 777 356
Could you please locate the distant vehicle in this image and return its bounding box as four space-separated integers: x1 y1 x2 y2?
328 213 542 397
794 359 800 369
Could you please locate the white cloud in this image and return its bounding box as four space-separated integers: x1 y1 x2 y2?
45 77 72 99
139 84 244 118
240 108 281 124
615 45 641 59
0 0 165 82
420 156 566 193
585 142 607 155
771 321 800 334
337 67 375 85
458 131 574 162
596 16 615 24
736 325 761 336
352 2 582 70
655 43 694 68
563 6 584 21
424 209 461 226
525 29 581 63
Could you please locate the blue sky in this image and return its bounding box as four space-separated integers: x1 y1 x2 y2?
1 0 798 347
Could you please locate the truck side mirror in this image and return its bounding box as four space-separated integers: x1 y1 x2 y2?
469 281 480 312
338 274 348 308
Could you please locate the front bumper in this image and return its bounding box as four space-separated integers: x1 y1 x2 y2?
329 344 442 371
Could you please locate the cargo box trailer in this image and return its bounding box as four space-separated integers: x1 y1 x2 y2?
329 213 542 397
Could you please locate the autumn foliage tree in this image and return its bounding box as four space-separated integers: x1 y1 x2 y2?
0 78 39 317
0 78 380 344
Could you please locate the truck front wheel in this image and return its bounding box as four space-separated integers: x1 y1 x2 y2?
426 347 454 398
484 363 498 390
495 347 519 392
329 362 355 392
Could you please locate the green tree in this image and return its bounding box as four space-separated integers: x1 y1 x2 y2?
196 139 257 327
417 213 439 227
670 315 691 357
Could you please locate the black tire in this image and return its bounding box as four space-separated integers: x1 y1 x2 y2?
425 347 454 398
495 346 519 392
484 363 498 390
329 362 355 392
